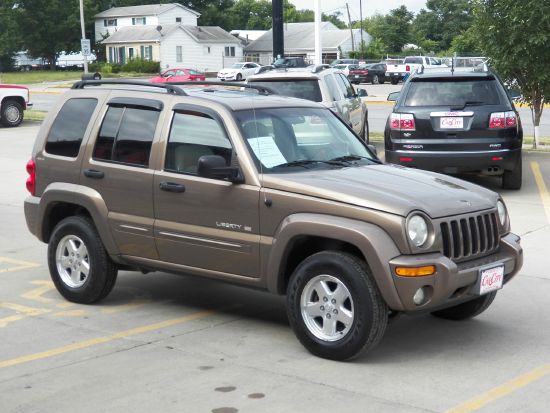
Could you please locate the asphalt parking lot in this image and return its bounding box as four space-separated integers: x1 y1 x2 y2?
1 123 549 413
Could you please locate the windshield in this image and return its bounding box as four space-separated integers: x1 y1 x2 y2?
231 63 242 69
248 79 322 102
404 78 504 106
235 107 377 173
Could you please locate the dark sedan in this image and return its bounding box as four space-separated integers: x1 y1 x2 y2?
348 63 387 85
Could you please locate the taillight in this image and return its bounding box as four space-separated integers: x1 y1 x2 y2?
406 65 410 72
390 113 415 131
490 111 517 129
26 159 36 196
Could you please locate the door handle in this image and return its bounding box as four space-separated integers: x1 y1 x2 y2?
83 169 104 179
159 181 186 193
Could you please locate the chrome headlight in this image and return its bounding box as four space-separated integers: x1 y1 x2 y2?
497 200 507 226
407 215 428 247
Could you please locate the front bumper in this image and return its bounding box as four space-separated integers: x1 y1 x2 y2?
217 74 237 81
388 232 522 312
385 148 521 174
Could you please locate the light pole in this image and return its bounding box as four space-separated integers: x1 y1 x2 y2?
79 0 89 74
314 0 322 64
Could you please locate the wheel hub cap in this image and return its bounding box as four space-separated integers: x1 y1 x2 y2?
5 106 21 123
55 235 90 288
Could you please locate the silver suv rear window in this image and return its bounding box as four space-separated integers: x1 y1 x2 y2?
248 79 322 102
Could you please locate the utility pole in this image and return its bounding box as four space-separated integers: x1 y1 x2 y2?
346 3 354 53
359 0 364 58
314 0 322 64
79 0 89 74
272 0 284 60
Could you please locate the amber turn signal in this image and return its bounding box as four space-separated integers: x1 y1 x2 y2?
395 265 436 277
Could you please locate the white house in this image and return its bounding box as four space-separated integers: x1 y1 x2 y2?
244 22 371 65
96 3 243 71
94 3 200 42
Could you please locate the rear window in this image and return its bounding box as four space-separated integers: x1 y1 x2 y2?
403 79 503 107
45 98 97 157
248 79 322 102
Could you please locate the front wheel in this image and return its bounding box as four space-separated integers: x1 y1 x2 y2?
1 99 24 127
286 251 388 361
48 216 118 304
361 119 369 143
391 77 399 85
236 73 242 81
431 292 497 320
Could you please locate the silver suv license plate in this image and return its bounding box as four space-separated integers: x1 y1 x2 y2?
475 264 504 295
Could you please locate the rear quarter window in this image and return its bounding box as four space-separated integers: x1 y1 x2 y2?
45 98 97 157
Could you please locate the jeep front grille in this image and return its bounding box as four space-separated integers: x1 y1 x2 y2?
440 212 500 261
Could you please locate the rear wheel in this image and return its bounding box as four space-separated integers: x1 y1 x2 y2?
1 99 24 127
361 118 369 143
236 73 242 81
286 251 388 361
502 156 522 189
48 216 118 304
391 77 399 85
372 75 379 85
431 292 497 320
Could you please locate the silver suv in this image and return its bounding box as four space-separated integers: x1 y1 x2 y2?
247 66 370 142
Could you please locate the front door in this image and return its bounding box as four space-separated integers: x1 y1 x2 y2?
153 105 261 277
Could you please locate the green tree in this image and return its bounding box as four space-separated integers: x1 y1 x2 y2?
372 6 413 53
473 0 549 147
413 0 473 52
0 1 22 71
14 0 98 70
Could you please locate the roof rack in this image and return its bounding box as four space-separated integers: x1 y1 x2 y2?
165 81 278 96
311 64 330 73
72 79 188 96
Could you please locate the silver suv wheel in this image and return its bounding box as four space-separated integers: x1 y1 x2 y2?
55 235 90 288
300 274 354 341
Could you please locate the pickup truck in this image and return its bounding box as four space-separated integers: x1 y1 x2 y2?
0 84 32 127
385 56 445 84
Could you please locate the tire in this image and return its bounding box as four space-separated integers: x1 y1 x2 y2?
379 78 385 85
286 251 388 361
391 77 399 85
431 291 497 321
236 73 242 81
372 75 379 85
502 155 522 189
1 99 24 127
48 216 118 304
361 119 369 143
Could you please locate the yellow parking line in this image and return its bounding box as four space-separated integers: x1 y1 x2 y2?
531 161 550 224
21 280 56 304
0 309 215 369
445 364 550 413
0 257 40 274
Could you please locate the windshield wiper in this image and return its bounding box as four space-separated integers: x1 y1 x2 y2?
329 155 382 164
274 159 347 168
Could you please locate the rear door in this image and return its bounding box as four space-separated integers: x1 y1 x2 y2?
334 73 362 134
81 93 168 259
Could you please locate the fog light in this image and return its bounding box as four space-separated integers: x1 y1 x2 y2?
413 288 427 305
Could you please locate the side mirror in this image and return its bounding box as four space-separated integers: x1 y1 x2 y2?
387 91 400 102
367 144 378 156
356 88 368 97
197 155 243 183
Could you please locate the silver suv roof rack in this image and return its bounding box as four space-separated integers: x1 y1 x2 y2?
311 64 330 73
165 81 277 95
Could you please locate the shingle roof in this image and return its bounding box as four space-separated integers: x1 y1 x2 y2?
245 22 369 53
101 25 240 44
95 3 200 18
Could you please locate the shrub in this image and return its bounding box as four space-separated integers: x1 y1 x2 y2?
123 59 160 73
100 63 112 74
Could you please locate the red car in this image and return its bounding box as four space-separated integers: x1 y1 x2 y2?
150 68 205 83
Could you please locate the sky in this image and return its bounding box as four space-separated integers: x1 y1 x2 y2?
289 0 427 19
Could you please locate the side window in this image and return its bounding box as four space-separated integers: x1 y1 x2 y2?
325 74 343 101
45 98 98 157
93 105 159 167
165 110 232 175
336 74 355 99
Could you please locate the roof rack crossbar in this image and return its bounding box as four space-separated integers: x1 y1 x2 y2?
164 81 278 96
71 79 188 96
311 64 330 73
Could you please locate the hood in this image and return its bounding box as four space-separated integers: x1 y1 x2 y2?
149 76 166 83
220 68 239 74
262 164 498 218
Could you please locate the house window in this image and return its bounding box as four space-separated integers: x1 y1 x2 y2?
132 17 146 25
104 19 117 27
128 48 134 60
176 17 182 23
204 46 211 54
176 46 182 63
224 46 235 57
141 45 153 61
